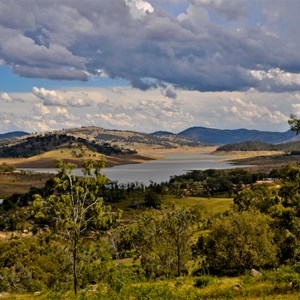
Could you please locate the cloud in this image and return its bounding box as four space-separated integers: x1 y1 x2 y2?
32 87 91 107
125 0 154 18
0 0 299 92
0 92 25 103
0 86 297 134
98 113 133 128
32 87 66 106
0 92 12 103
196 0 248 22
33 103 50 116
249 68 300 92
224 96 289 125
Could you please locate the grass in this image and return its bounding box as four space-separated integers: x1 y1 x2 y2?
3 273 300 300
166 195 233 212
108 195 233 221
0 145 151 169
0 172 51 198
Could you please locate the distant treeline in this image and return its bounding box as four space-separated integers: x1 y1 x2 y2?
0 134 136 158
216 140 300 152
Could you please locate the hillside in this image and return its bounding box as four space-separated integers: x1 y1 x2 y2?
0 131 29 139
216 141 300 153
179 126 296 145
55 126 204 149
0 133 136 159
0 127 203 168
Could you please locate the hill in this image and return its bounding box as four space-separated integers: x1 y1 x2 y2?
0 127 204 168
0 131 29 139
216 141 277 152
0 133 136 159
58 126 204 149
179 126 296 145
216 141 300 153
151 131 175 136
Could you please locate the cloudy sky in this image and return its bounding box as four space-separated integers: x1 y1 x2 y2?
1 0 300 134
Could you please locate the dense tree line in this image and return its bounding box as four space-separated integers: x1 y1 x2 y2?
168 168 267 197
216 140 300 153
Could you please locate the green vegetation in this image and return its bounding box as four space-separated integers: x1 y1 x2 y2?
2 158 300 298
0 170 50 198
216 140 300 152
32 160 121 295
289 114 300 135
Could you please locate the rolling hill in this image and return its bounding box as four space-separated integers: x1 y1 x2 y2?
0 127 204 168
58 126 204 149
216 141 300 152
0 131 29 139
179 127 296 145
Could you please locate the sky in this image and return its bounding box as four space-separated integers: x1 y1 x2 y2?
1 0 300 134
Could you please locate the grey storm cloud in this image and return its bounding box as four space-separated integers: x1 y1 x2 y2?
0 0 300 92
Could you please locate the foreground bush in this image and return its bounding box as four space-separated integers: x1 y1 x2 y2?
196 210 278 275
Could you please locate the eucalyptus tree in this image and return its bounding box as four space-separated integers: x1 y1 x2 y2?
288 114 300 135
33 159 121 295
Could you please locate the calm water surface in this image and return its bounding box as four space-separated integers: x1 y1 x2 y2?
20 150 244 185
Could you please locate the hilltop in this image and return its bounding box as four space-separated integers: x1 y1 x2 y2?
0 127 204 168
59 126 203 149
179 126 296 145
0 131 29 139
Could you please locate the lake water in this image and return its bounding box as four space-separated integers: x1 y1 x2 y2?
19 150 244 185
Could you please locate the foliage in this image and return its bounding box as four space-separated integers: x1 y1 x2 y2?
289 114 300 135
136 206 203 279
234 164 300 264
197 210 278 275
169 168 266 197
0 235 72 292
194 276 211 288
216 141 277 152
0 163 15 172
32 159 122 295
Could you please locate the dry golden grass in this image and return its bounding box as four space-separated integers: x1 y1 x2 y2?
216 150 285 161
0 146 151 169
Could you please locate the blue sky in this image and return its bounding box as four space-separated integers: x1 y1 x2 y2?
0 0 300 133
0 65 129 92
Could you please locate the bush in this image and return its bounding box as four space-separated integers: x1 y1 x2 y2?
194 276 211 288
197 210 278 275
265 266 300 290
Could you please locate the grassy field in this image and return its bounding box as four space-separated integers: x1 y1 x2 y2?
108 195 233 221
0 146 152 169
167 195 233 212
2 272 300 300
0 172 51 198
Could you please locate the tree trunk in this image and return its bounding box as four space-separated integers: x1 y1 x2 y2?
177 246 181 277
73 239 78 295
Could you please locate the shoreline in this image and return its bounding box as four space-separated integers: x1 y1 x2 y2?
0 146 215 169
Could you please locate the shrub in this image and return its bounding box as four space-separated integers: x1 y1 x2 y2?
194 276 211 288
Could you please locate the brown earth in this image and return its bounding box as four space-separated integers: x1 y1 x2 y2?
5 154 153 169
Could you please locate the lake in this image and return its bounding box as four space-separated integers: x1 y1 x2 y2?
19 149 244 185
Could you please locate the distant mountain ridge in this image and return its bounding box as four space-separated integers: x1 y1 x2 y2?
179 127 296 145
1 127 297 147
0 131 29 139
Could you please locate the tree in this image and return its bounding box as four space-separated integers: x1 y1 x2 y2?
197 210 278 275
33 159 121 295
136 206 203 278
288 114 300 135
